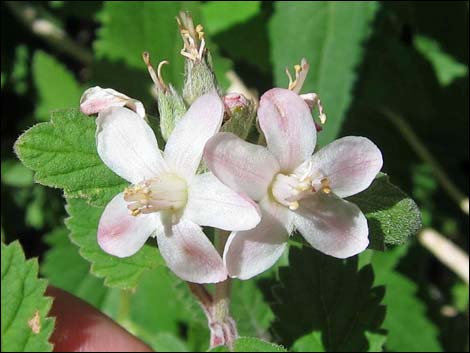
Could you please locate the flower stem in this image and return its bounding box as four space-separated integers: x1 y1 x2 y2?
211 231 238 350
186 231 238 351
187 282 213 321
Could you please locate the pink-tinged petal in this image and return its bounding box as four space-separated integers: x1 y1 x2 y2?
223 197 291 280
185 172 261 231
204 132 280 201
258 88 316 171
80 86 146 118
164 91 224 180
157 218 227 283
98 192 161 257
293 193 369 259
309 136 383 198
96 107 167 184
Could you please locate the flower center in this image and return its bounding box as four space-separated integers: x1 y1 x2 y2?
124 173 188 216
270 172 331 210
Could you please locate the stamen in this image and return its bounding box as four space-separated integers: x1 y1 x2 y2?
124 174 188 216
142 52 168 92
157 60 169 91
300 92 327 125
320 177 331 194
289 201 299 210
286 58 310 93
176 12 205 62
286 67 295 90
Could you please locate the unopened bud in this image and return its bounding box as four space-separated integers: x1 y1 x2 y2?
221 93 256 140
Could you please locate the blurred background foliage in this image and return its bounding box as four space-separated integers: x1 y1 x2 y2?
1 1 468 351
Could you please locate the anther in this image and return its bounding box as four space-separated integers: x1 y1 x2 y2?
289 201 299 210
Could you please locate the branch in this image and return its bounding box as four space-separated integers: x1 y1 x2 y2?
6 1 93 64
419 228 469 284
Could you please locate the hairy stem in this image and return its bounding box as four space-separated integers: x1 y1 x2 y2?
187 282 214 326
212 230 238 350
186 231 238 351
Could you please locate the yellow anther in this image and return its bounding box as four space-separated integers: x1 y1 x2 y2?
195 24 205 39
289 201 299 210
131 209 141 217
320 177 332 194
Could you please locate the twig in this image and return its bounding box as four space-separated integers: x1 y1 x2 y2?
382 108 469 215
6 1 93 64
418 228 469 284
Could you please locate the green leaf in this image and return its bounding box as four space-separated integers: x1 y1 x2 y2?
414 35 468 87
292 331 386 352
94 1 192 90
41 227 110 307
1 241 54 352
371 247 442 351
32 51 82 121
14 108 127 207
202 1 261 35
348 173 422 250
149 332 189 352
94 2 232 91
128 266 187 334
231 280 274 338
211 337 287 352
65 197 163 289
95 2 185 73
41 226 194 349
264 247 386 351
1 160 34 188
269 1 379 145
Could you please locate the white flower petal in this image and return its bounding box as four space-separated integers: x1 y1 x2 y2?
258 88 316 171
97 192 160 257
96 107 167 184
293 193 369 258
80 86 146 118
204 132 280 201
309 136 383 198
157 218 227 283
164 91 224 180
185 172 261 231
223 197 291 280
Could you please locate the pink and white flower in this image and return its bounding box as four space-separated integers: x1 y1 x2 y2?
204 88 383 280
82 89 261 283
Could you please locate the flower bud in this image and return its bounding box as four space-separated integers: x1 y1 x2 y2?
221 93 256 140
